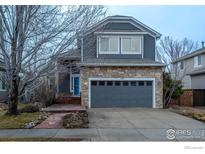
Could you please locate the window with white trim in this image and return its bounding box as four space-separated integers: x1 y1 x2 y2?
121 36 142 54
99 36 119 54
194 55 202 67
0 71 6 91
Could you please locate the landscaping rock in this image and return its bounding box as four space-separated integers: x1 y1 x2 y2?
24 112 50 129
63 111 89 128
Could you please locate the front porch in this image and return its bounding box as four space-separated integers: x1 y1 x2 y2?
54 49 82 106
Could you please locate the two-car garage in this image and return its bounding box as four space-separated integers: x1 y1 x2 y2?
89 78 155 108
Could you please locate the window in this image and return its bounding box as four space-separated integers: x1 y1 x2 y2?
121 36 142 54
99 81 105 86
107 81 113 86
98 35 143 55
194 55 202 67
0 71 6 91
130 81 137 86
138 81 144 86
180 61 184 70
99 36 119 54
146 81 152 86
115 81 121 86
91 81 97 86
123 81 129 86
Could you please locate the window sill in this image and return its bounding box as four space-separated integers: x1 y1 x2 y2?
194 65 202 68
121 52 142 55
99 52 119 54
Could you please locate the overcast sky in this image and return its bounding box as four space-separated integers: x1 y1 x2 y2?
108 5 205 44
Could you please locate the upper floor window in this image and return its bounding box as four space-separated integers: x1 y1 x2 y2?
98 35 143 54
121 36 142 54
194 55 202 67
99 36 119 54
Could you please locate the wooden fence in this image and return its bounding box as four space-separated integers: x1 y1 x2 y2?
193 90 205 106
170 89 205 107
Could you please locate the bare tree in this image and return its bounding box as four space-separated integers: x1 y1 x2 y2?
0 5 107 114
156 36 199 107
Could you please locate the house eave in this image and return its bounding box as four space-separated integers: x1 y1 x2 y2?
77 63 165 67
172 48 205 63
80 16 161 38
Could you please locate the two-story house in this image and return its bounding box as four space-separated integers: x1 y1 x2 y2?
172 46 205 90
54 15 164 108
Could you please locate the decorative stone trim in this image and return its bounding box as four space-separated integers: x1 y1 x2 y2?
80 66 163 108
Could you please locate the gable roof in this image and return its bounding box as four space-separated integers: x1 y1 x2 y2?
82 15 161 38
172 47 205 63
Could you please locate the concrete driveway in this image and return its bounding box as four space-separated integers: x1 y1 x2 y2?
88 108 205 141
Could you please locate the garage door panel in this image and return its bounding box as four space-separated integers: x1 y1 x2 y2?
91 80 153 108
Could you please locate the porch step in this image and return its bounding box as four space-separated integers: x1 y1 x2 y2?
55 96 81 104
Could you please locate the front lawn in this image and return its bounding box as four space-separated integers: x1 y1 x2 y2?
0 103 49 129
0 112 44 129
169 106 205 122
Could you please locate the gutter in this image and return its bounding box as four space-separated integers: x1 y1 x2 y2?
77 63 165 67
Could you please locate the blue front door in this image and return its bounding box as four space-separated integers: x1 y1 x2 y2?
74 77 80 96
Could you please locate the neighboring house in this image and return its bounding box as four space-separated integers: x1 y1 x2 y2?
0 58 7 103
55 15 164 108
172 46 205 90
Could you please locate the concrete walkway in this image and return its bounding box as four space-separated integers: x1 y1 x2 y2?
0 128 204 141
1 108 205 141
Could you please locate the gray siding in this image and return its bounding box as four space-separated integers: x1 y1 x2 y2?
83 32 97 60
172 53 205 89
59 73 70 93
0 91 7 102
103 22 141 31
144 35 155 60
82 22 156 61
191 74 205 89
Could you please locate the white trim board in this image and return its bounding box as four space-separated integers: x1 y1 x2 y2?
97 35 144 55
88 77 156 108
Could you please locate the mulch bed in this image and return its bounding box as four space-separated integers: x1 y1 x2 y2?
62 111 89 128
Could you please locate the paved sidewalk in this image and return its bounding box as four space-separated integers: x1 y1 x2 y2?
35 113 67 129
0 128 204 141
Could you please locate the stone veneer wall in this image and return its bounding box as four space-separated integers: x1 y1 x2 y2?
80 66 163 108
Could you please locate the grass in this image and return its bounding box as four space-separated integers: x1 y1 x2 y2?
0 112 43 129
0 137 88 142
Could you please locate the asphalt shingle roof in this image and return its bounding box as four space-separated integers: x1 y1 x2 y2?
77 58 165 67
172 47 205 63
188 67 205 76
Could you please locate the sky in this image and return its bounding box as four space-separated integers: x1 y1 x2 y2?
108 5 205 43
